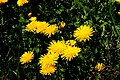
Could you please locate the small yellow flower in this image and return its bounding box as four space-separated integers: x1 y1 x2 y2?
43 24 58 37
20 51 34 64
118 12 120 15
74 25 94 42
38 51 59 66
61 46 81 61
28 12 32 17
17 0 28 6
36 21 49 33
26 21 38 32
66 40 76 46
116 0 120 3
95 63 104 71
0 0 8 4
40 65 56 75
59 21 66 28
29 17 37 21
26 20 50 33
47 40 67 55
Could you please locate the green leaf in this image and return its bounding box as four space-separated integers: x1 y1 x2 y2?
74 22 80 27
33 47 40 53
56 9 64 14
95 48 98 54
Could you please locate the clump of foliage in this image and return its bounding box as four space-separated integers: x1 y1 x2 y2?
0 0 120 79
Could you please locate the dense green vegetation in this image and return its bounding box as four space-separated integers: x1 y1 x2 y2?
0 0 120 79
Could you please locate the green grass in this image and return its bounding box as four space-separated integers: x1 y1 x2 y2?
0 0 120 79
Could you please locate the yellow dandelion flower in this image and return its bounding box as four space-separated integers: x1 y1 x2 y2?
38 51 58 66
59 21 66 28
66 40 76 46
47 40 67 55
0 0 8 4
36 21 49 33
61 46 81 61
40 65 56 75
118 12 120 15
43 24 58 37
26 21 38 32
95 63 104 71
74 25 94 42
17 0 28 6
29 17 37 21
28 12 32 17
20 51 34 64
116 0 120 3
